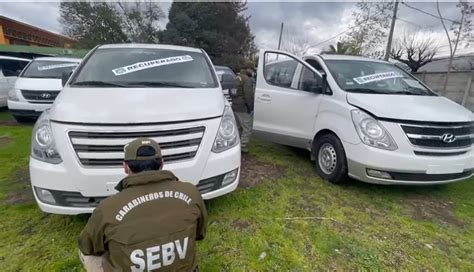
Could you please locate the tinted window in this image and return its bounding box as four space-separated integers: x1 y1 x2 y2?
71 48 218 88
0 59 29 77
264 53 298 88
21 60 79 79
325 59 433 96
298 66 322 92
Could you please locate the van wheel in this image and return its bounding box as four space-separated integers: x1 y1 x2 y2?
314 134 349 184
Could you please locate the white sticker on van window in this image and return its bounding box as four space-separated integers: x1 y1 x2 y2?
37 63 79 71
112 55 194 76
353 72 403 85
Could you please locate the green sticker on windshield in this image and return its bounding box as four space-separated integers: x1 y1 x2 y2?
112 55 194 76
353 72 403 84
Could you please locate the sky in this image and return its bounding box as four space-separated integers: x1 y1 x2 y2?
0 1 472 57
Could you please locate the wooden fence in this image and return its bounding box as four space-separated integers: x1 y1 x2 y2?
413 70 474 111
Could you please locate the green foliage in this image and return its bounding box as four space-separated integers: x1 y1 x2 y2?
116 1 165 43
320 41 355 55
60 2 128 48
160 1 257 71
59 1 165 48
341 2 394 56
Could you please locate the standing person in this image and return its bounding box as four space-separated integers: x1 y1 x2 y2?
78 138 208 272
232 64 255 153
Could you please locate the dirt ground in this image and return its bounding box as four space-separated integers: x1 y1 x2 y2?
4 167 34 206
403 194 465 227
0 136 11 145
238 154 285 188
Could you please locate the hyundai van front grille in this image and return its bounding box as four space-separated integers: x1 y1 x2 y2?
68 126 205 167
400 122 474 149
21 89 60 103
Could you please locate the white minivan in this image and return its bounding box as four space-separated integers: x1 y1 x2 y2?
0 56 30 108
8 57 81 122
255 50 473 185
30 44 240 215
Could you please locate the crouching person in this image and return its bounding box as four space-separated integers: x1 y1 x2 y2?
78 138 208 272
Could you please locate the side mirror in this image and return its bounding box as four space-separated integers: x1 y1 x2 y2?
61 71 72 87
221 74 235 90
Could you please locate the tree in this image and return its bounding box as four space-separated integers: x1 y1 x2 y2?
60 2 128 48
390 33 438 72
341 2 394 56
281 36 313 57
117 1 165 43
160 1 257 71
59 1 165 48
320 41 355 55
437 0 473 90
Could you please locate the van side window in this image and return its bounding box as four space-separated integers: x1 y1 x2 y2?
0 60 28 77
298 66 322 92
264 53 298 88
305 59 324 73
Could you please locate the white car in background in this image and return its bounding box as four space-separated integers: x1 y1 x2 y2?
255 49 473 185
30 44 240 215
8 57 81 122
0 56 30 108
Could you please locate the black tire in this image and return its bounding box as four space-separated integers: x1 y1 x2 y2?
13 115 35 124
313 133 349 184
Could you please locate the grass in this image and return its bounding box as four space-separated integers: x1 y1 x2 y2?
0 113 473 271
0 110 12 120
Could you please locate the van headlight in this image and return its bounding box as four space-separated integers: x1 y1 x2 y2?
7 89 19 101
31 111 62 164
212 106 239 153
351 109 397 151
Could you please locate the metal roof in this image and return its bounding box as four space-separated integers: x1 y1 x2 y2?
0 44 89 58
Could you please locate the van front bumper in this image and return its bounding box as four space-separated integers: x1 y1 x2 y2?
30 145 240 215
8 100 51 117
345 142 473 185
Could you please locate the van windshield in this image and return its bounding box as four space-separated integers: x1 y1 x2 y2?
70 48 218 88
325 59 434 96
21 60 79 79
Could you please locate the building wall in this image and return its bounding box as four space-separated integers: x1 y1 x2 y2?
0 16 74 48
414 71 474 112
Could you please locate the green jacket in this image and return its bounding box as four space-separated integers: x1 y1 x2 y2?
79 170 208 272
232 71 254 113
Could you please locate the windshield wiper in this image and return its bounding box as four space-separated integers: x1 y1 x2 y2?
125 81 196 88
345 88 385 94
389 90 426 96
71 81 129 87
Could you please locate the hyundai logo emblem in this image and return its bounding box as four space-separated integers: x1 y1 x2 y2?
40 93 52 99
441 133 456 143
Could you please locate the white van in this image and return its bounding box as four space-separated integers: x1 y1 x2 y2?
8 57 81 122
0 56 30 107
255 50 473 185
30 44 240 215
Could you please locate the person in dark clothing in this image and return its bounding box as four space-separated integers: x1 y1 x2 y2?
232 64 255 153
78 138 208 272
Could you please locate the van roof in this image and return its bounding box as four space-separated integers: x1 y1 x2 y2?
99 43 203 53
317 54 388 63
34 56 82 62
0 55 30 62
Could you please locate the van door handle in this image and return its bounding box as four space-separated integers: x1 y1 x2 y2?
257 94 271 103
